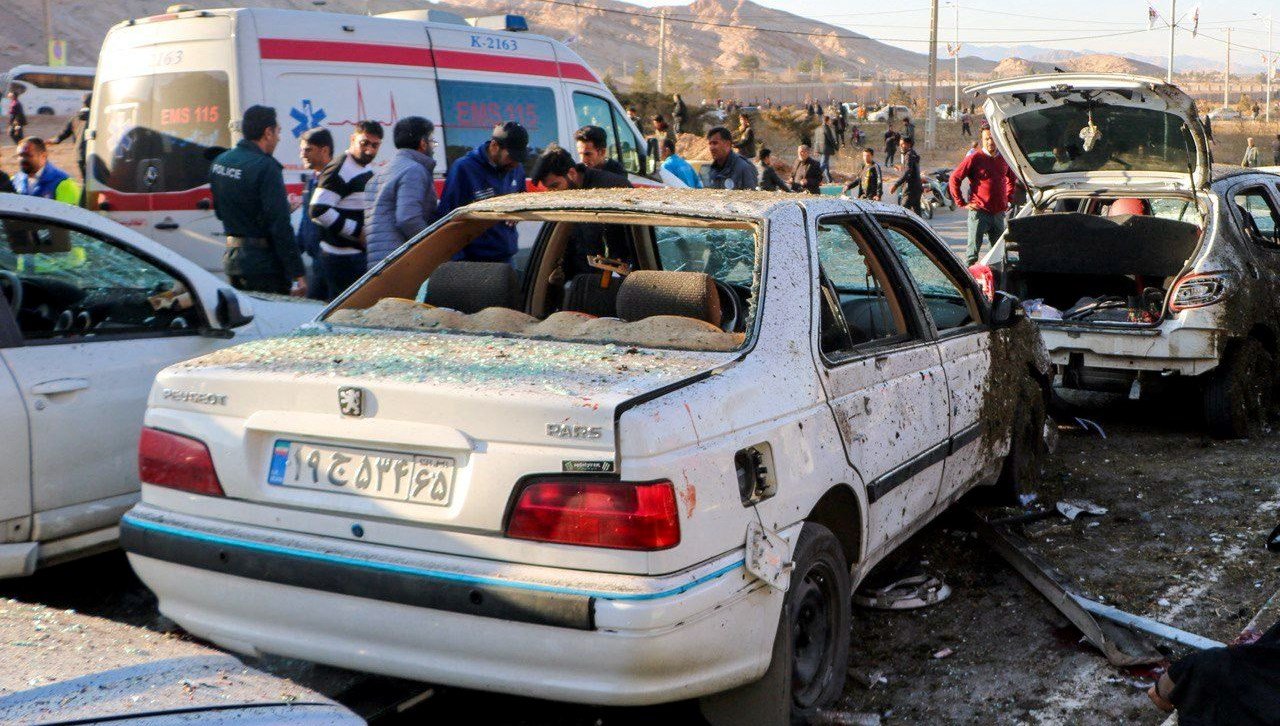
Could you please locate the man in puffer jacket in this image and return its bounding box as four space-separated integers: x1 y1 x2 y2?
365 116 437 269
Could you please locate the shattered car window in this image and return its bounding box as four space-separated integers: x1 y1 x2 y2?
1007 105 1195 176
324 214 759 353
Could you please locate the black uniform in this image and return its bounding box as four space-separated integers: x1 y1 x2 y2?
844 162 883 200
209 139 305 293
890 148 923 215
566 165 633 278
791 157 823 194
53 105 90 179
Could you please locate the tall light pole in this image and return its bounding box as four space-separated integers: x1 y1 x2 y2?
43 0 53 65
1256 12 1273 123
926 0 939 150
1224 27 1231 111
1167 0 1176 83
952 1 960 111
657 9 667 93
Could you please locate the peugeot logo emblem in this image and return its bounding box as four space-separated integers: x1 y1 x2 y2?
338 387 365 417
143 165 159 186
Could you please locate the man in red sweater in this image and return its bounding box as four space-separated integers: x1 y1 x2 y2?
950 127 1020 265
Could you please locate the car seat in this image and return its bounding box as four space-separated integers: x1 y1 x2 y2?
423 261 520 314
615 271 722 327
562 273 622 318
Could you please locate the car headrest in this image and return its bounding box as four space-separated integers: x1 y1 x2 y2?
563 273 621 318
616 271 721 326
423 261 519 314
1109 198 1146 216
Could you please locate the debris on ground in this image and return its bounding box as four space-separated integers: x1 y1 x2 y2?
814 708 883 726
854 573 952 610
847 668 888 690
932 648 955 660
1057 499 1109 521
1071 417 1108 438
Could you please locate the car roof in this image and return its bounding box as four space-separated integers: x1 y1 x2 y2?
460 188 875 220
1211 164 1280 185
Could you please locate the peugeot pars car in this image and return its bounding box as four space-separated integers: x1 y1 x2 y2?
971 73 1280 437
120 189 1047 723
0 194 318 578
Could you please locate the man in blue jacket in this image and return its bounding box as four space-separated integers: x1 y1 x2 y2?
434 121 528 263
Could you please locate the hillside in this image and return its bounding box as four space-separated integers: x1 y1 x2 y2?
0 0 998 78
990 52 1167 79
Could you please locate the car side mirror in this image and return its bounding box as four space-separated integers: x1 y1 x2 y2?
214 287 254 330
646 137 660 176
990 291 1022 328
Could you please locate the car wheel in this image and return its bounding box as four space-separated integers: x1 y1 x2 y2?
787 523 851 721
992 378 1048 503
1204 338 1274 439
698 522 850 726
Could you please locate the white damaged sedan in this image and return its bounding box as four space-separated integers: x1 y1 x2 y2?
122 189 1048 723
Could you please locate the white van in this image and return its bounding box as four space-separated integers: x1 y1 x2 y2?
2 65 95 116
85 7 658 273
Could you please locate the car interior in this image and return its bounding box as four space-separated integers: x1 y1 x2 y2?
1000 196 1206 324
326 212 757 352
0 217 202 341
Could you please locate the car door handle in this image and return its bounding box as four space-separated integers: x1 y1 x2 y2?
30 378 90 396
154 220 179 231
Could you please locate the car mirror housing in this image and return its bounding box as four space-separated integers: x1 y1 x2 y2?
990 291 1023 328
214 287 254 330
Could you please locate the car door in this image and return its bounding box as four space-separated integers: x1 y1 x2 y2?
0 213 228 535
872 212 991 504
0 298 31 537
810 213 949 553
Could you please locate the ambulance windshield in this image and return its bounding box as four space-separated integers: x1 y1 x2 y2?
90 71 232 195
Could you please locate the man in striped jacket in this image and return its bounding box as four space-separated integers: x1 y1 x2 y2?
309 120 382 295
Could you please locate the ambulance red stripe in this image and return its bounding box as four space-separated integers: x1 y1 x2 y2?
257 38 597 82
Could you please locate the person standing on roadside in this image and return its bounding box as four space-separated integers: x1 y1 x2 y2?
1272 133 1280 166
757 148 788 192
732 114 757 160
208 105 306 296
309 120 382 295
365 116 436 270
14 138 80 203
960 111 972 137
658 137 702 188
6 90 25 145
49 92 91 181
950 127 1019 265
296 127 333 301
813 116 836 183
702 126 758 190
883 126 901 167
672 93 689 135
574 125 627 176
889 136 923 215
1243 137 1261 168
652 115 676 150
790 145 822 194
434 121 528 263
842 147 882 200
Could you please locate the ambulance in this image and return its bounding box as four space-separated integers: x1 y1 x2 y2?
85 6 659 273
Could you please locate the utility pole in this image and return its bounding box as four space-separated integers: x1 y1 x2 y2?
926 0 939 150
43 0 53 65
1224 27 1231 111
1167 0 1176 83
953 1 960 112
657 9 667 94
1267 16 1274 122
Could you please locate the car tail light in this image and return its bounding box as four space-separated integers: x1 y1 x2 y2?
1170 272 1232 312
506 479 680 551
969 263 995 301
138 427 225 497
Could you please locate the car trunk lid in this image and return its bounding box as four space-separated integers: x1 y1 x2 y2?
967 74 1210 195
150 327 732 537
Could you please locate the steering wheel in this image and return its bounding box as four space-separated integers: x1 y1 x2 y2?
713 279 742 333
0 270 21 313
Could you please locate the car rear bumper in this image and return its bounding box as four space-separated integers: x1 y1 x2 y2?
1042 324 1221 376
121 505 784 705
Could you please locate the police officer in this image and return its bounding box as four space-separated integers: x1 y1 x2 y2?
209 105 307 295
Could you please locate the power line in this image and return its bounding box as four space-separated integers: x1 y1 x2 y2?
523 0 1154 46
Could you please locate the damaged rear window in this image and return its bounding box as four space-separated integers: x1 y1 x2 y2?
324 212 761 353
1007 105 1195 176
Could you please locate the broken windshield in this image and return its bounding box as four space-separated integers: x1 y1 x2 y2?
1007 105 1195 177
324 213 760 353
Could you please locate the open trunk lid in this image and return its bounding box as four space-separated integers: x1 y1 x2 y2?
149 327 733 535
967 74 1210 194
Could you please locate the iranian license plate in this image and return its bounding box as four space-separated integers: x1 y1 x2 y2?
267 440 454 507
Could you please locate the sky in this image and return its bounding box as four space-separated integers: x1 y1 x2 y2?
626 0 1280 68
